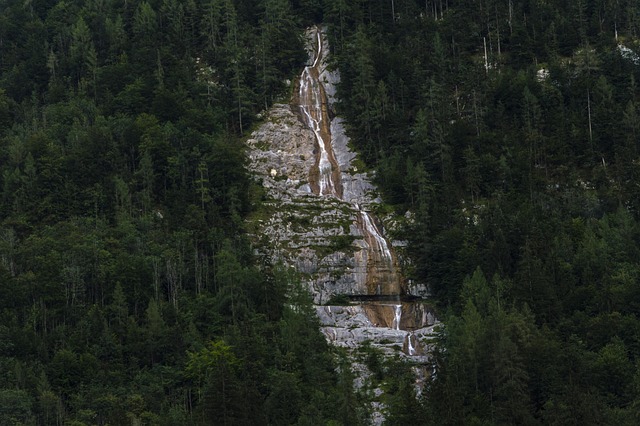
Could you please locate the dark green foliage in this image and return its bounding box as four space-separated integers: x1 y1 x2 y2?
323 0 640 423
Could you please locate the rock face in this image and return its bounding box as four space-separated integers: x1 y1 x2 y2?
246 26 438 392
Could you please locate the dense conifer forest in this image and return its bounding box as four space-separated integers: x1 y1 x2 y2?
329 1 640 424
2 0 640 424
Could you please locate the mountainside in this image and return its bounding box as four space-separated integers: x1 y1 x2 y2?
3 0 640 425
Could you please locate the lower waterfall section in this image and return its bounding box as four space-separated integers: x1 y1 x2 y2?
356 209 404 296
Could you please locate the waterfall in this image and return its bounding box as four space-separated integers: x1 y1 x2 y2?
248 25 436 425
298 71 334 195
392 304 402 330
296 27 401 297
311 29 321 68
360 210 392 260
407 332 416 356
358 206 403 296
297 26 342 198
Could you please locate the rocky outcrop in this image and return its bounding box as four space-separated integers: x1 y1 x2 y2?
246 26 437 396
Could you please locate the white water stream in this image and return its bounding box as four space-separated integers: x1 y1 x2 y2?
407 332 416 356
392 304 402 330
298 29 337 197
360 210 392 260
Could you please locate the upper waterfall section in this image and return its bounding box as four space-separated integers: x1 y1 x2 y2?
294 26 343 199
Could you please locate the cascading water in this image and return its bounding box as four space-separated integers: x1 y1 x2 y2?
298 72 334 195
407 332 416 356
293 25 429 358
360 210 392 261
297 27 342 198
392 304 402 330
